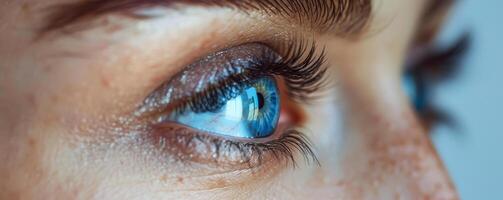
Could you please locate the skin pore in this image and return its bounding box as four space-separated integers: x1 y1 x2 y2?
0 0 458 199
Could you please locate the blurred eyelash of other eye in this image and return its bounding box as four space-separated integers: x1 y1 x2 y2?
406 32 471 130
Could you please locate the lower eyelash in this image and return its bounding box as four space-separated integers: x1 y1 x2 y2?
151 125 318 169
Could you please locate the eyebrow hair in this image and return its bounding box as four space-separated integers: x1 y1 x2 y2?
41 0 371 36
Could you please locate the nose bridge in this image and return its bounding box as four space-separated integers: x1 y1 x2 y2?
310 111 459 199
328 62 459 199
319 75 459 198
364 116 459 199
303 109 459 199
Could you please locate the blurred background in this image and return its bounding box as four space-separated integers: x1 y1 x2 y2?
432 1 503 199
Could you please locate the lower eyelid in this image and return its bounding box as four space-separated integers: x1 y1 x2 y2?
147 122 317 171
151 123 277 167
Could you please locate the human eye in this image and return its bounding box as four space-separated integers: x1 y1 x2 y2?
133 42 324 173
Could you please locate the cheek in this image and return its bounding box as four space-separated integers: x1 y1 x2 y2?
0 125 95 199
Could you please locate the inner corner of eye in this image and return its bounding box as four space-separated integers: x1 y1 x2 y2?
164 75 302 140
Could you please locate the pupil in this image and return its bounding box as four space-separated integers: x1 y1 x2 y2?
257 92 265 109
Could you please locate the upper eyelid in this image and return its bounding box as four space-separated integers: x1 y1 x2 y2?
134 41 327 119
39 0 372 38
134 44 275 114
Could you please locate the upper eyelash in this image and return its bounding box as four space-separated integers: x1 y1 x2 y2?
259 40 328 101
170 40 328 115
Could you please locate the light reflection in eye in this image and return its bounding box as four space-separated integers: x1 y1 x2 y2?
171 77 280 138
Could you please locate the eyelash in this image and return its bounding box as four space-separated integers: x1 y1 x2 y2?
149 40 326 168
407 33 470 129
171 41 327 115
155 126 319 168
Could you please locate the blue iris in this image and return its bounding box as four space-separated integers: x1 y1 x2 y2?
172 77 280 138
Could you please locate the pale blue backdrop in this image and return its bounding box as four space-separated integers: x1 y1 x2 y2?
432 1 503 199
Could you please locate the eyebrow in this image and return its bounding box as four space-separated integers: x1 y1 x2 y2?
41 0 372 36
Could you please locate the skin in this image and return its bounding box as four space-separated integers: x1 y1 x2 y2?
0 0 458 199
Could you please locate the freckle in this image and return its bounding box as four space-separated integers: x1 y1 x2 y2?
101 76 111 88
394 192 401 200
98 18 111 27
104 24 123 34
43 65 53 73
177 176 184 184
150 74 167 85
21 3 31 13
51 94 60 104
214 178 226 188
26 94 36 107
28 138 36 147
203 178 228 189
